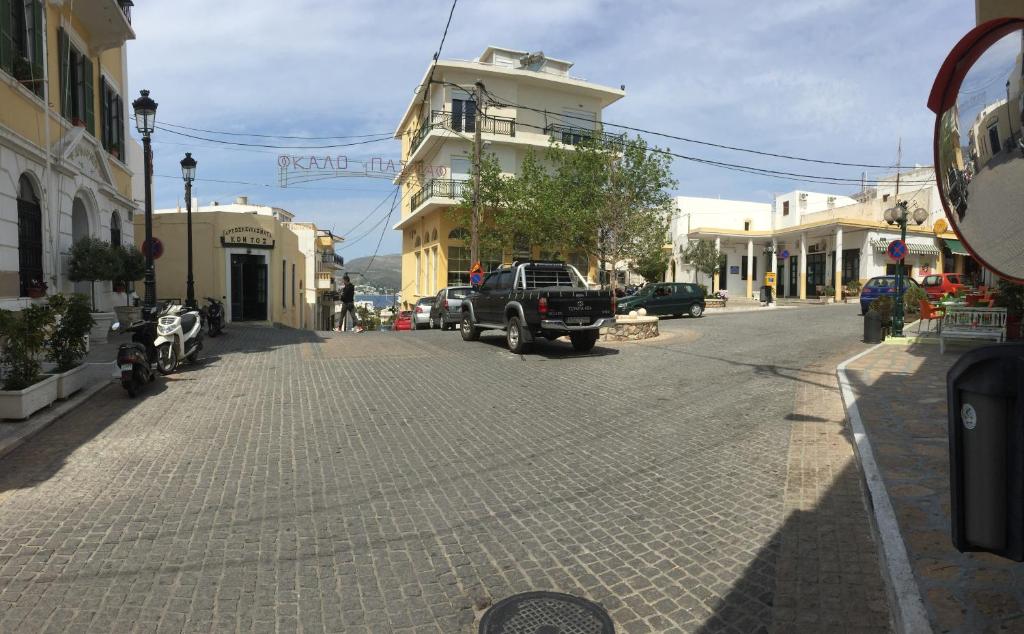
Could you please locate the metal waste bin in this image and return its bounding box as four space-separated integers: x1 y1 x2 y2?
948 343 1024 561
863 311 882 343
760 285 772 304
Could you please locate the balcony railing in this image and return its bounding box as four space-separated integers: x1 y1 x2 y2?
410 178 468 211
409 109 515 156
544 123 625 147
316 272 333 290
118 0 133 23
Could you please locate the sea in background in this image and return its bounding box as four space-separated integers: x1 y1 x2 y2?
355 294 398 309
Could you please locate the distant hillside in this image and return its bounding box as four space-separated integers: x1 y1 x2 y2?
342 254 402 291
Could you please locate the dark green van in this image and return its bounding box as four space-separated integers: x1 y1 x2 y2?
616 283 706 318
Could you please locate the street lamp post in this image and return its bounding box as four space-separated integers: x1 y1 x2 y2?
180 152 197 310
131 90 158 315
884 201 928 337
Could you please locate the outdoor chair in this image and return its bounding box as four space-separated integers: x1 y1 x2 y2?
917 299 944 334
965 294 981 307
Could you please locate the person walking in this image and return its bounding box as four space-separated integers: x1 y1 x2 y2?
335 275 363 332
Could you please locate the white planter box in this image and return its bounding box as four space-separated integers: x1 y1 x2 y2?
0 374 59 420
54 364 89 399
113 306 142 327
89 312 116 344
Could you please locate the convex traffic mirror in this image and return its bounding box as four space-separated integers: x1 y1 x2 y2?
929 18 1024 282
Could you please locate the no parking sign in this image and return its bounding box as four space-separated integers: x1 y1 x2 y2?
469 262 484 286
887 239 908 261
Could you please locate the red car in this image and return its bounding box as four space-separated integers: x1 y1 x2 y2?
393 311 414 331
920 273 967 300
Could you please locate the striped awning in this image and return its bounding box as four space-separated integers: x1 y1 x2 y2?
943 238 969 256
871 238 940 256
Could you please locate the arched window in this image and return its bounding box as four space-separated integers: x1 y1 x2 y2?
110 211 122 247
414 235 421 248
430 228 438 242
17 175 43 297
448 227 469 241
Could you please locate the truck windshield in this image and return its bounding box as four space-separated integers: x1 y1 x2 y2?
521 265 587 289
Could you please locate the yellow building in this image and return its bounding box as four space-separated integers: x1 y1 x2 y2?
139 200 306 328
283 223 344 330
391 46 624 306
1 0 139 310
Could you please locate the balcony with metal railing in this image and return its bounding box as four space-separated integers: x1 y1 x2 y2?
544 123 625 147
410 178 468 213
76 0 136 51
408 109 516 158
315 271 334 290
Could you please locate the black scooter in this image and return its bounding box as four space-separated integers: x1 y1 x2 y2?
114 317 158 397
204 297 224 337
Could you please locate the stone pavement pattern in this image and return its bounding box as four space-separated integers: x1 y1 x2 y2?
846 342 1024 633
0 305 889 633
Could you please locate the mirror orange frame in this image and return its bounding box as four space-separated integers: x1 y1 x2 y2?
928 17 1024 283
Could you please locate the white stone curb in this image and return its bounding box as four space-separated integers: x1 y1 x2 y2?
0 377 113 460
836 346 932 634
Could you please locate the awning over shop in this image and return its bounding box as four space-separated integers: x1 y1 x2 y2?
943 238 969 256
870 238 940 256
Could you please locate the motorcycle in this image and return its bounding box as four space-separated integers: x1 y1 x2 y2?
113 318 158 398
154 302 204 375
204 297 225 337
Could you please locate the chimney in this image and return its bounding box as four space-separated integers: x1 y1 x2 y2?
236 196 249 205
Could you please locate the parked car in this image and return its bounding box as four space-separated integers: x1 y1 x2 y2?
429 286 473 330
859 275 922 314
460 261 616 354
920 273 967 300
393 311 414 331
412 297 435 330
616 282 706 318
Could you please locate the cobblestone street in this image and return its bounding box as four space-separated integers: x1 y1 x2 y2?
0 305 891 633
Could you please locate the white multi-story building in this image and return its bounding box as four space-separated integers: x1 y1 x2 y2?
392 46 625 306
669 167 974 300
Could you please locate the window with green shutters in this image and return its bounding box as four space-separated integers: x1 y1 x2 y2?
57 28 95 135
1 0 45 98
100 77 125 159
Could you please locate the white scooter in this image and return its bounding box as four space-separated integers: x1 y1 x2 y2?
154 302 204 375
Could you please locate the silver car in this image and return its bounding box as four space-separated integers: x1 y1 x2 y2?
412 297 435 330
429 286 472 330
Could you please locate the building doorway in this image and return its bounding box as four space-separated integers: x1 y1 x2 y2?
71 197 91 296
230 254 267 321
788 256 799 297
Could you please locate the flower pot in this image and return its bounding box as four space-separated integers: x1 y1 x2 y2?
26 288 46 298
113 306 141 327
89 312 116 344
53 364 89 399
0 374 59 420
113 282 126 293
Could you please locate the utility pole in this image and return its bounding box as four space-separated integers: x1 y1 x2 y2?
471 80 484 266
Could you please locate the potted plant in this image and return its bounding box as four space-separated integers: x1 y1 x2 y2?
0 304 58 420
68 237 117 343
994 279 1024 341
111 245 146 326
902 286 928 317
25 278 48 298
823 285 836 304
869 295 894 330
45 294 95 399
844 280 862 303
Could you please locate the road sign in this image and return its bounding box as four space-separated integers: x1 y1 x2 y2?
469 262 484 286
887 239 908 261
142 237 164 259
780 250 789 259
765 272 777 287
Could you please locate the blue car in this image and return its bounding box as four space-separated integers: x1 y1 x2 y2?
859 275 921 315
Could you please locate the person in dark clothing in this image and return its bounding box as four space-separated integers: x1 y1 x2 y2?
336 275 362 332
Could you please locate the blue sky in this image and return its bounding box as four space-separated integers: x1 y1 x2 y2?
127 0 975 258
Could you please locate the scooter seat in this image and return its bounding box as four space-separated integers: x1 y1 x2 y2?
180 313 198 333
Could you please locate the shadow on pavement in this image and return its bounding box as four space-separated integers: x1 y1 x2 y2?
474 333 620 358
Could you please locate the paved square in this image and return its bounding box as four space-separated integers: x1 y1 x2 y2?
0 305 890 632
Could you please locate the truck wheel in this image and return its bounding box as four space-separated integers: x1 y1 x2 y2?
506 316 531 354
570 330 599 352
460 314 480 341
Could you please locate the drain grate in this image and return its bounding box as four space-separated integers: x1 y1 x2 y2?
479 591 615 634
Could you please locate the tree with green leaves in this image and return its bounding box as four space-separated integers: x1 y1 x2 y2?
450 135 676 289
111 245 146 306
682 239 722 292
631 243 670 284
68 237 116 312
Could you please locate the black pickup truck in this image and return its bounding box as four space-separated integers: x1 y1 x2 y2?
460 261 616 354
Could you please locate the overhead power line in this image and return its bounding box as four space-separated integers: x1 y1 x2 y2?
159 120 394 140
155 125 395 150
359 188 401 275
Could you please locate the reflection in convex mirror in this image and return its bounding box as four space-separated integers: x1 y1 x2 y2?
937 27 1024 279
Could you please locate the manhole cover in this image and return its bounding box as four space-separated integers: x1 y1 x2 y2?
479 591 615 634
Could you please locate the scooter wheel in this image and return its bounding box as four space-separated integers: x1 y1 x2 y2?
157 343 178 375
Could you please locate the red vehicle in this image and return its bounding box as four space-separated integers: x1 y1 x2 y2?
920 273 967 300
393 311 414 331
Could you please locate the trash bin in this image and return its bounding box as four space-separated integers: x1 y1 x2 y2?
948 343 1024 561
863 311 882 343
759 285 772 304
